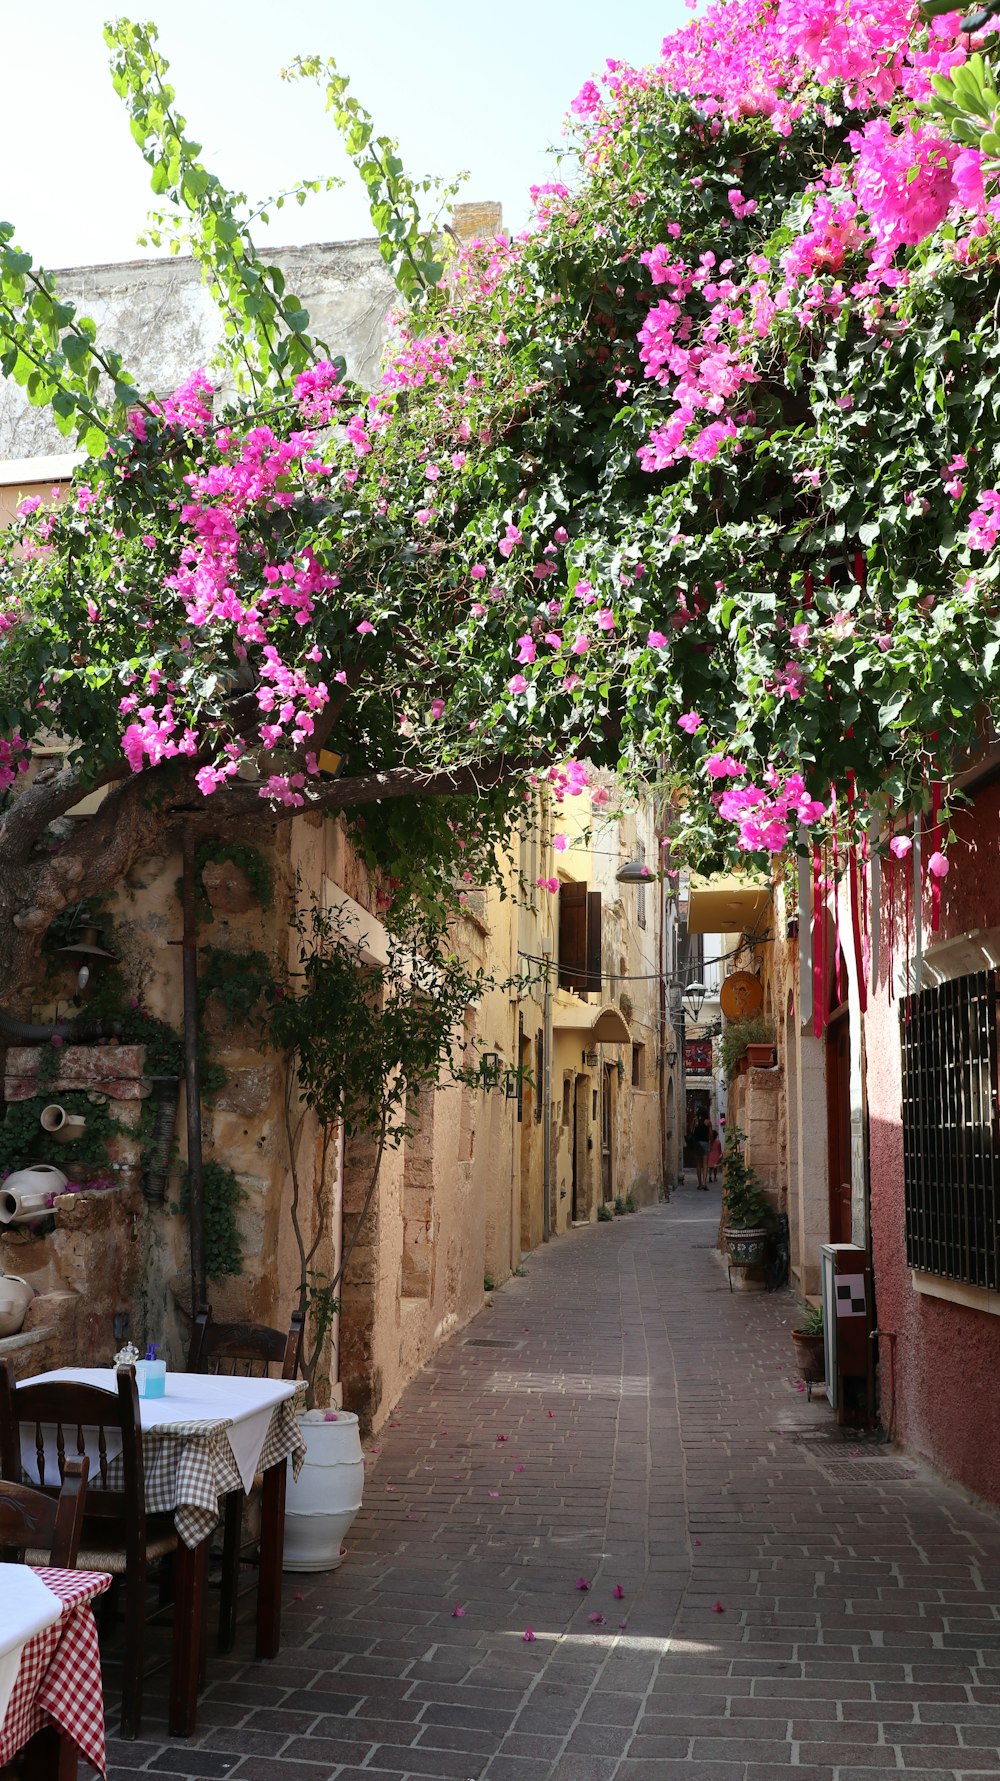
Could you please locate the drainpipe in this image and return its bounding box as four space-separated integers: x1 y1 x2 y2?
541 938 553 1241
181 824 206 1313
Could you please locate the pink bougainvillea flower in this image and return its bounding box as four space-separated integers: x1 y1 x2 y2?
552 833 568 852
677 709 702 734
613 1584 625 1599
588 1612 606 1624
928 851 950 878
523 1627 536 1642
498 523 523 558
575 1577 590 1591
537 875 560 893
356 620 375 635
429 699 445 720
452 1605 466 1617
890 835 913 859
618 1620 628 1630
647 629 668 648
508 674 529 696
514 1464 526 1473
496 1433 509 1443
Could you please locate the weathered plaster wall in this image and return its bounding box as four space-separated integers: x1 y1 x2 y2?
0 242 398 460
867 781 1000 1506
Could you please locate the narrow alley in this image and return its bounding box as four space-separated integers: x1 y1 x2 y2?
108 1184 1000 1781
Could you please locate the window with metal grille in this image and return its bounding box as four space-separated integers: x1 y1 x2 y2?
900 970 1000 1289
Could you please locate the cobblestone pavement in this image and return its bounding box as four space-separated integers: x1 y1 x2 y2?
105 1179 1000 1780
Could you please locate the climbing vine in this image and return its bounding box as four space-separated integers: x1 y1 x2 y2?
179 1158 245 1280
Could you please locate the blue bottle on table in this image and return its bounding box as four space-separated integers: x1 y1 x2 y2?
136 1343 166 1398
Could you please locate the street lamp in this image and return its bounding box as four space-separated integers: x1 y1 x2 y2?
615 859 655 884
683 980 708 1024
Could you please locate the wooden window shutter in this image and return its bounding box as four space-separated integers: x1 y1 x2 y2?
558 881 589 990
586 892 603 995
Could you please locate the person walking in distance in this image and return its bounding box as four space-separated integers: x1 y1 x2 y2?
707 1126 723 1184
691 1110 712 1190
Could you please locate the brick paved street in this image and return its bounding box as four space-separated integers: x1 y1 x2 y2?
107 1180 1000 1780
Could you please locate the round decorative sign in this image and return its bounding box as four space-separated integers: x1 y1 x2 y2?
720 971 763 1021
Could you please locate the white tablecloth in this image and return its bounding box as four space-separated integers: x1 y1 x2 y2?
18 1369 295 1495
15 1370 304 1544
0 1567 61 1726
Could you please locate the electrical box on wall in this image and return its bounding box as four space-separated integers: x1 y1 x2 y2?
821 1242 876 1426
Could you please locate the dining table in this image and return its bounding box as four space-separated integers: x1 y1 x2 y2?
0 1564 112 1778
16 1368 307 1737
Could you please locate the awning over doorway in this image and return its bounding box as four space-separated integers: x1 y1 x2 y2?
685 872 771 936
552 1000 631 1044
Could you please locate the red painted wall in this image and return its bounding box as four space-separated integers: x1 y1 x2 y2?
867 781 1000 1507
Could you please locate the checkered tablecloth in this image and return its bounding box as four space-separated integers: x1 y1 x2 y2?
0 1568 112 1776
139 1395 306 1547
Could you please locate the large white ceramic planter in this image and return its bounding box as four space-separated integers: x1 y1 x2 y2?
0 1274 35 1338
283 1408 364 1573
0 1165 68 1226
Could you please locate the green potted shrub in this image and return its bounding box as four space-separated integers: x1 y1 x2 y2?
721 1126 771 1266
720 1015 776 1080
791 1303 825 1385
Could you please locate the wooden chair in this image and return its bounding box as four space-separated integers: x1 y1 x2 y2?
0 1361 177 1739
186 1304 303 1652
0 1454 89 1566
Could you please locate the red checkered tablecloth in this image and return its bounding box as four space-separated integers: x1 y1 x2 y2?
0 1567 112 1776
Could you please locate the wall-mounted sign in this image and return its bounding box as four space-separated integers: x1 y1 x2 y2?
684 1037 713 1076
720 970 764 1021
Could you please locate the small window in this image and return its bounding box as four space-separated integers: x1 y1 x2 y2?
558 882 602 994
631 1043 645 1089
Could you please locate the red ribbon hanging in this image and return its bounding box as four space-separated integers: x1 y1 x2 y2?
846 774 867 1013
831 787 843 1008
860 811 871 988
929 781 942 934
887 843 895 1004
812 842 824 1038
804 571 814 610
904 846 912 1022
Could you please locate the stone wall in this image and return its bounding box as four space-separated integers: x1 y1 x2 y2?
0 242 398 461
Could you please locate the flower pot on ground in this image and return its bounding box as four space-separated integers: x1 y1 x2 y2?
792 1305 825 1383
284 1408 365 1572
721 1127 770 1264
726 1226 768 1266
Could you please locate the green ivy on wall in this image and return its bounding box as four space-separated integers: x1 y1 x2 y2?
178 1158 246 1280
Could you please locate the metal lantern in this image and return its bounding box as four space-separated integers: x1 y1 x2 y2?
56 925 117 997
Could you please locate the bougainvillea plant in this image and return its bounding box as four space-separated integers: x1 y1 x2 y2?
2 3 1000 1001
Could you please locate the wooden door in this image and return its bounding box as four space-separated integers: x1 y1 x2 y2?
602 1063 614 1202
826 1005 853 1243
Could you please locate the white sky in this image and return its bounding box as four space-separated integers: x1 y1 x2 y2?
2 1 688 271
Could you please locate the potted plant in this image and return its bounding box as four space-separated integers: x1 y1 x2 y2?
721 1126 771 1266
791 1303 825 1385
720 1015 776 1080
268 902 490 1570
